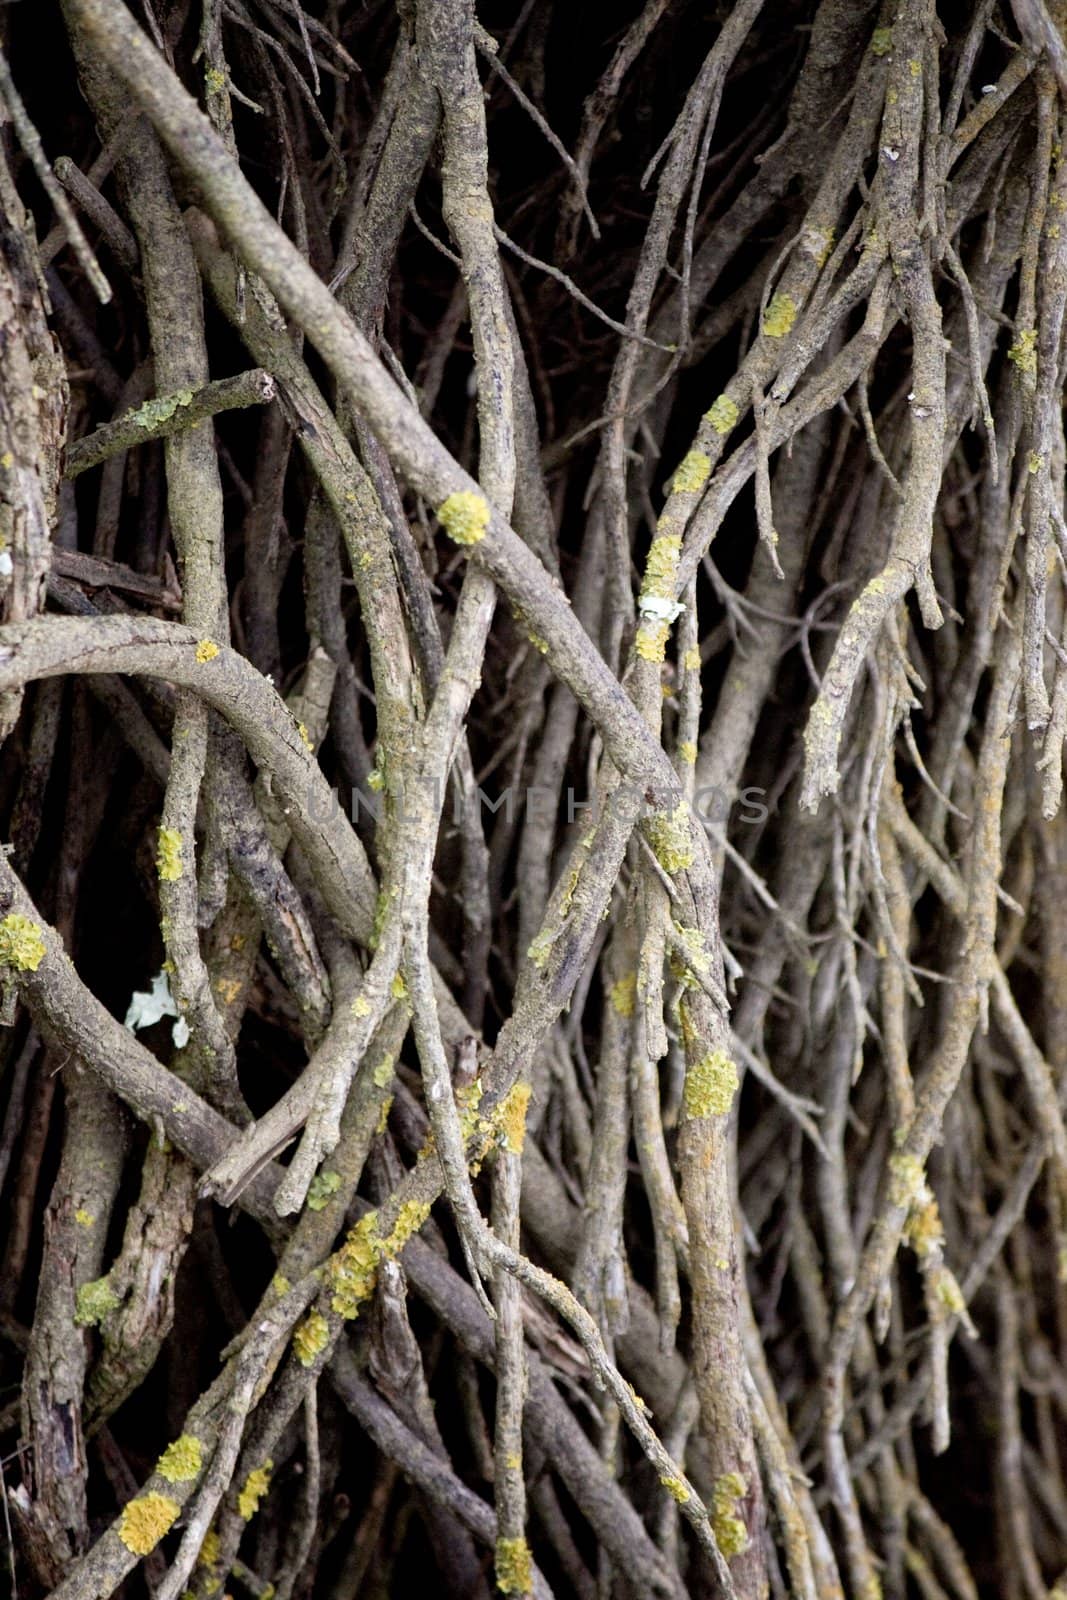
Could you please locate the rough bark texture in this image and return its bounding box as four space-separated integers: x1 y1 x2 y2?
1 5 1066 1599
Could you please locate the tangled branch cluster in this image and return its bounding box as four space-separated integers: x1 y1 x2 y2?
1 2 1066 1597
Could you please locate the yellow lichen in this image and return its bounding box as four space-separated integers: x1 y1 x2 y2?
908 57 921 77
390 971 408 1001
157 827 183 883
352 994 371 1018
635 619 670 662
660 1474 691 1504
438 490 491 545
498 1081 531 1155
1029 451 1043 474
903 1193 942 1259
329 1213 381 1318
384 1197 432 1258
646 802 694 873
119 1492 180 1555
933 1268 966 1315
297 723 312 750
271 1274 291 1297
610 972 637 1017
375 1095 393 1135
458 1077 486 1139
705 394 739 435
803 226 835 267
157 1434 203 1484
711 1472 749 1558
671 450 710 495
367 765 385 792
0 913 45 972
306 1170 341 1211
237 1461 273 1520
75 1208 94 1227
1008 328 1038 378
198 1530 220 1568
683 644 701 671
372 1055 394 1089
762 292 797 338
495 1536 533 1595
683 1051 739 1119
204 67 227 94
670 922 710 987
678 741 697 765
870 26 892 54
640 533 682 603
527 927 556 969
293 1310 330 1367
888 1151 924 1208
559 860 582 916
195 639 219 663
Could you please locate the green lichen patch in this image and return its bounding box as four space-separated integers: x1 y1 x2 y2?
372 1055 394 1089
870 26 893 55
237 1460 273 1520
126 391 194 431
438 490 491 545
307 1170 342 1211
705 394 739 435
74 1274 119 1327
157 1434 203 1484
646 802 694 874
711 1471 749 1557
271 1273 291 1297
293 1310 330 1367
683 1051 739 1119
157 827 183 883
762 292 797 338
670 450 710 495
495 1536 533 1595
0 913 45 972
119 1492 180 1555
